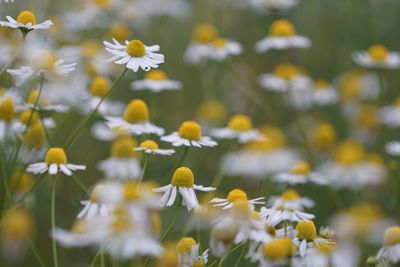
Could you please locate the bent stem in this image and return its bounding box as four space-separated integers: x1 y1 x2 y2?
64 68 128 150
51 177 59 267
138 155 149 185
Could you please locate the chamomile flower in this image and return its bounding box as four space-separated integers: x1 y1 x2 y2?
25 89 69 113
385 141 400 156
248 0 299 11
104 38 164 72
293 220 334 257
273 160 328 185
98 136 141 180
352 45 400 69
258 63 312 92
211 114 264 143
255 19 311 53
52 219 100 248
17 122 48 164
153 167 216 211
105 99 165 136
376 226 400 264
135 139 175 155
379 97 400 127
311 123 337 153
27 147 86 176
260 189 315 226
12 109 55 134
91 123 128 141
77 184 111 220
312 79 338 106
196 99 227 128
0 97 15 141
131 69 182 92
209 222 238 257
251 238 295 267
210 188 264 210
8 49 76 86
0 10 53 32
176 238 209 267
184 23 218 64
208 37 242 61
161 120 217 147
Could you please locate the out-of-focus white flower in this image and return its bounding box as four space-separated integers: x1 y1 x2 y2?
208 38 242 61
77 184 111 220
210 188 264 210
273 160 329 185
0 10 52 31
385 141 400 156
176 238 209 267
131 69 182 92
135 139 175 155
352 45 400 69
312 79 338 106
376 226 400 264
380 97 400 127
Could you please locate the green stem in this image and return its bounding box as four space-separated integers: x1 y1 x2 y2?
51 177 59 267
100 252 105 267
161 146 189 184
377 70 386 104
16 173 47 206
64 68 128 151
26 236 47 267
233 244 247 267
138 155 149 185
71 174 89 196
0 146 12 206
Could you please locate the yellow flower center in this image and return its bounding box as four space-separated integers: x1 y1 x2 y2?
89 76 110 97
24 123 46 149
11 170 33 193
269 19 296 37
33 50 55 70
140 140 159 150
194 23 218 43
176 237 196 253
193 260 204 267
317 243 335 254
123 182 140 201
226 189 248 203
1 208 33 240
227 114 253 132
312 123 336 152
383 226 400 247
92 0 111 8
210 224 237 244
71 220 87 234
296 220 317 240
109 23 131 41
178 121 202 140
45 147 68 165
145 69 167 81
368 45 388 61
290 161 311 175
232 199 250 219
19 110 40 125
280 189 300 201
274 63 299 80
0 98 15 123
123 99 149 124
245 126 286 151
171 167 194 188
314 79 328 90
17 10 37 25
263 239 293 261
111 208 131 233
89 184 104 203
196 100 226 125
111 137 136 158
27 89 47 106
82 41 102 58
333 140 364 165
126 40 146 57
212 38 227 48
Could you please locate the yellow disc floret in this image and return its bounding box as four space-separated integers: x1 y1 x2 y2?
140 140 159 150
269 19 296 37
111 208 131 233
17 10 37 25
193 23 218 43
19 110 40 125
89 76 110 97
123 182 140 201
0 98 15 123
111 137 136 158
1 208 34 241
227 114 252 132
290 161 311 175
196 100 226 125
312 123 336 152
109 23 131 41
280 189 300 201
126 40 146 57
212 38 227 48
296 220 317 240
176 237 196 253
171 167 194 188
27 90 47 106
34 50 55 70
24 123 46 149
232 199 250 219
263 238 293 261
383 226 400 247
123 99 149 123
45 147 67 165
145 69 167 81
178 121 202 140
333 140 364 165
368 45 388 61
227 189 248 203
274 63 299 80
314 79 329 90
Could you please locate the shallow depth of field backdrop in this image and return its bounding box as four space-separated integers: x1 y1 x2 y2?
1 0 400 267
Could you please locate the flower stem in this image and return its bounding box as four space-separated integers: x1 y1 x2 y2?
51 177 59 267
138 155 149 185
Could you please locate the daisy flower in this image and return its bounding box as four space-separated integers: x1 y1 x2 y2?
98 136 142 180
352 45 400 69
12 109 55 134
293 220 334 257
77 184 111 220
184 23 218 64
385 141 400 156
255 19 311 53
311 123 337 153
27 147 86 176
196 99 227 128
153 167 216 211
0 10 53 32
17 122 48 164
130 69 182 92
379 97 400 127
104 38 164 72
312 79 338 106
91 123 129 142
0 97 15 142
211 114 264 143
260 189 315 226
161 120 217 147
7 49 76 87
105 99 165 136
273 160 329 185
208 37 242 61
210 188 264 210
376 226 400 264
258 63 312 92
250 238 295 267
176 237 209 267
135 139 175 155
52 219 100 248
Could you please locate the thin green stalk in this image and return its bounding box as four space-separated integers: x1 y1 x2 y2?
377 70 386 104
0 146 12 205
64 68 128 150
26 236 47 267
51 177 59 267
71 174 89 196
138 155 149 185
217 243 246 267
233 244 247 267
100 252 105 267
161 146 189 184
16 174 47 206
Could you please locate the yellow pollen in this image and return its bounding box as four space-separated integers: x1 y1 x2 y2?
0 98 15 123
111 209 131 233
1 208 33 241
140 140 159 150
281 189 300 201
296 220 317 240
89 184 104 203
123 182 140 201
126 40 146 57
34 50 55 70
24 123 46 149
145 69 167 81
16 10 37 25
290 161 311 175
171 167 194 187
111 137 136 158
123 99 149 124
383 226 400 247
176 237 197 253
19 110 40 125
45 147 68 165
71 220 87 234
312 123 336 152
194 23 218 43
212 38 227 48
196 100 226 125
314 79 328 90
178 121 202 140
89 76 110 97
333 140 364 165
368 45 388 61
109 23 131 41
227 189 248 203
269 19 296 37
274 63 299 80
263 238 294 260
227 114 253 132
